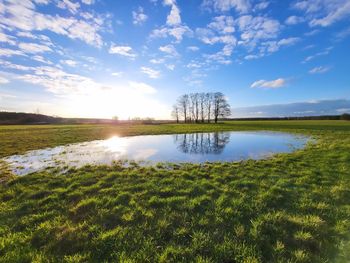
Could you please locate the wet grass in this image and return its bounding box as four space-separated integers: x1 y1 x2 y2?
0 121 350 262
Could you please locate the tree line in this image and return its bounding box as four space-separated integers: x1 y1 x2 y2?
172 92 231 123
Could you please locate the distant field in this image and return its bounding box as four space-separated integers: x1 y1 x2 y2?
0 121 350 262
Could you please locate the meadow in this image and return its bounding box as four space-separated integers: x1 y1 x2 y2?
0 121 350 262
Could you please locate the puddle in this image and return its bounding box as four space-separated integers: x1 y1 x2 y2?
2 131 310 175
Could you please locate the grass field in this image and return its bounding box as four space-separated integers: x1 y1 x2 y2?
0 121 350 262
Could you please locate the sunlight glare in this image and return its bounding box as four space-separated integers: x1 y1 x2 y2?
101 136 127 153
62 84 169 120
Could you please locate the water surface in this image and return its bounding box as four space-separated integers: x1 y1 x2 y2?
2 131 309 176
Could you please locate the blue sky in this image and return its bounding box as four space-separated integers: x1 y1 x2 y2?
0 0 349 119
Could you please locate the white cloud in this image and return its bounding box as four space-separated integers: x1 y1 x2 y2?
15 31 31 38
16 66 101 95
189 80 203 86
16 31 53 47
132 7 148 25
302 47 332 63
196 16 237 48
66 20 104 47
16 31 37 39
187 46 199 51
204 44 234 64
236 15 281 42
151 25 192 42
57 0 80 14
183 71 206 87
166 64 175 70
168 25 192 41
304 29 320 36
0 0 104 47
32 55 53 64
0 76 10 84
335 26 350 40
150 0 192 43
0 59 32 70
254 1 269 10
244 54 260 60
129 81 157 94
150 58 165 64
109 44 137 58
0 93 16 100
293 0 350 27
111 72 123 77
208 15 235 33
309 66 331 74
33 0 50 4
187 62 203 68
60 60 77 67
285 16 305 25
159 44 178 56
336 108 350 113
195 15 238 65
202 0 251 13
197 28 237 45
0 30 16 45
260 37 300 53
81 0 94 4
18 42 52 53
251 78 286 89
140 66 161 79
81 56 98 64
302 44 315 50
0 48 25 57
278 37 300 46
164 0 181 25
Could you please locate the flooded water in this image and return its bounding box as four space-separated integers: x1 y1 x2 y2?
2 131 309 176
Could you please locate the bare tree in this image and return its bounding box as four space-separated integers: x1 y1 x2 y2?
177 94 189 123
173 92 230 124
171 104 179 123
190 93 200 123
195 94 199 123
213 92 231 123
204 92 213 123
199 93 206 123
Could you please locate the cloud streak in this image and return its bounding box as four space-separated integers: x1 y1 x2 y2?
251 78 286 89
140 67 161 79
109 44 137 58
293 0 350 27
309 66 331 74
233 99 350 117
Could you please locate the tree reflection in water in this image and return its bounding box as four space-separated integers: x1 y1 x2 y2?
173 132 230 154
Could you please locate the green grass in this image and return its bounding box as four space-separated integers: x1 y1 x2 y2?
0 121 350 262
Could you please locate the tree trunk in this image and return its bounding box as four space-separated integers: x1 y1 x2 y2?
207 106 211 123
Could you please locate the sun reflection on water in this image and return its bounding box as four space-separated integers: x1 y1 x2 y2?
100 136 128 153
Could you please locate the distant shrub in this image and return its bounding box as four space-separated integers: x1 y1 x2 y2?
341 113 350 120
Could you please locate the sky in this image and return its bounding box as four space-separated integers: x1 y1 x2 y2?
0 0 350 119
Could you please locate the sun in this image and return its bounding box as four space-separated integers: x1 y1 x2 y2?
62 86 170 120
